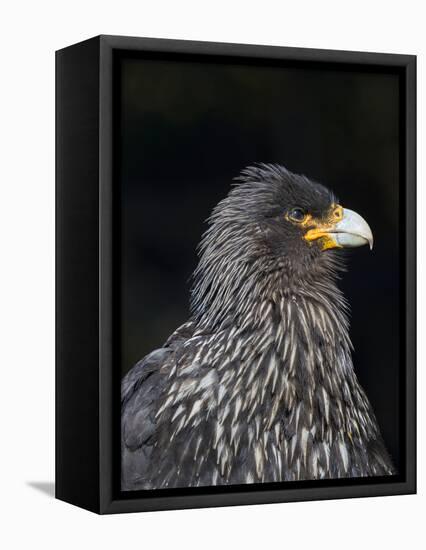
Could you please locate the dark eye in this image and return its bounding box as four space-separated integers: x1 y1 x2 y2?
288 207 306 223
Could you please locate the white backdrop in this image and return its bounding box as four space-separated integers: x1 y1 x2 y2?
0 1 423 548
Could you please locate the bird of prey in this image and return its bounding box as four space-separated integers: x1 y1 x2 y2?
121 164 394 490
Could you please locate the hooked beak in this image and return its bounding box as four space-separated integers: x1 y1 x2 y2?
304 206 374 251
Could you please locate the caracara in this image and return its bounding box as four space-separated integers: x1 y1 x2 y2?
121 164 394 490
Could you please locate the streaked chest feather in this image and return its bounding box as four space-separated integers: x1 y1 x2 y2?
147 295 388 487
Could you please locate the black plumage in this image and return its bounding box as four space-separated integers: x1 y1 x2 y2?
121 164 394 490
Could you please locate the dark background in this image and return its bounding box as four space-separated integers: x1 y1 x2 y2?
117 54 400 471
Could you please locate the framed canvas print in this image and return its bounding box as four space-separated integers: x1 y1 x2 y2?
56 35 416 514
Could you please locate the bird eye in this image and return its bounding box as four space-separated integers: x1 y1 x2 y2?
288 208 306 223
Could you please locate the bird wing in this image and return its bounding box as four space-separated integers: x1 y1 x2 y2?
121 320 195 490
121 320 196 405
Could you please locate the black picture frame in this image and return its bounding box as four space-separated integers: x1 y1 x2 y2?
56 34 416 514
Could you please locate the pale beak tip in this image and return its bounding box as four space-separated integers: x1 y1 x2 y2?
336 208 374 251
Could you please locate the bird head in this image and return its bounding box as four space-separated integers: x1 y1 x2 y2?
239 164 373 258
191 164 373 326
